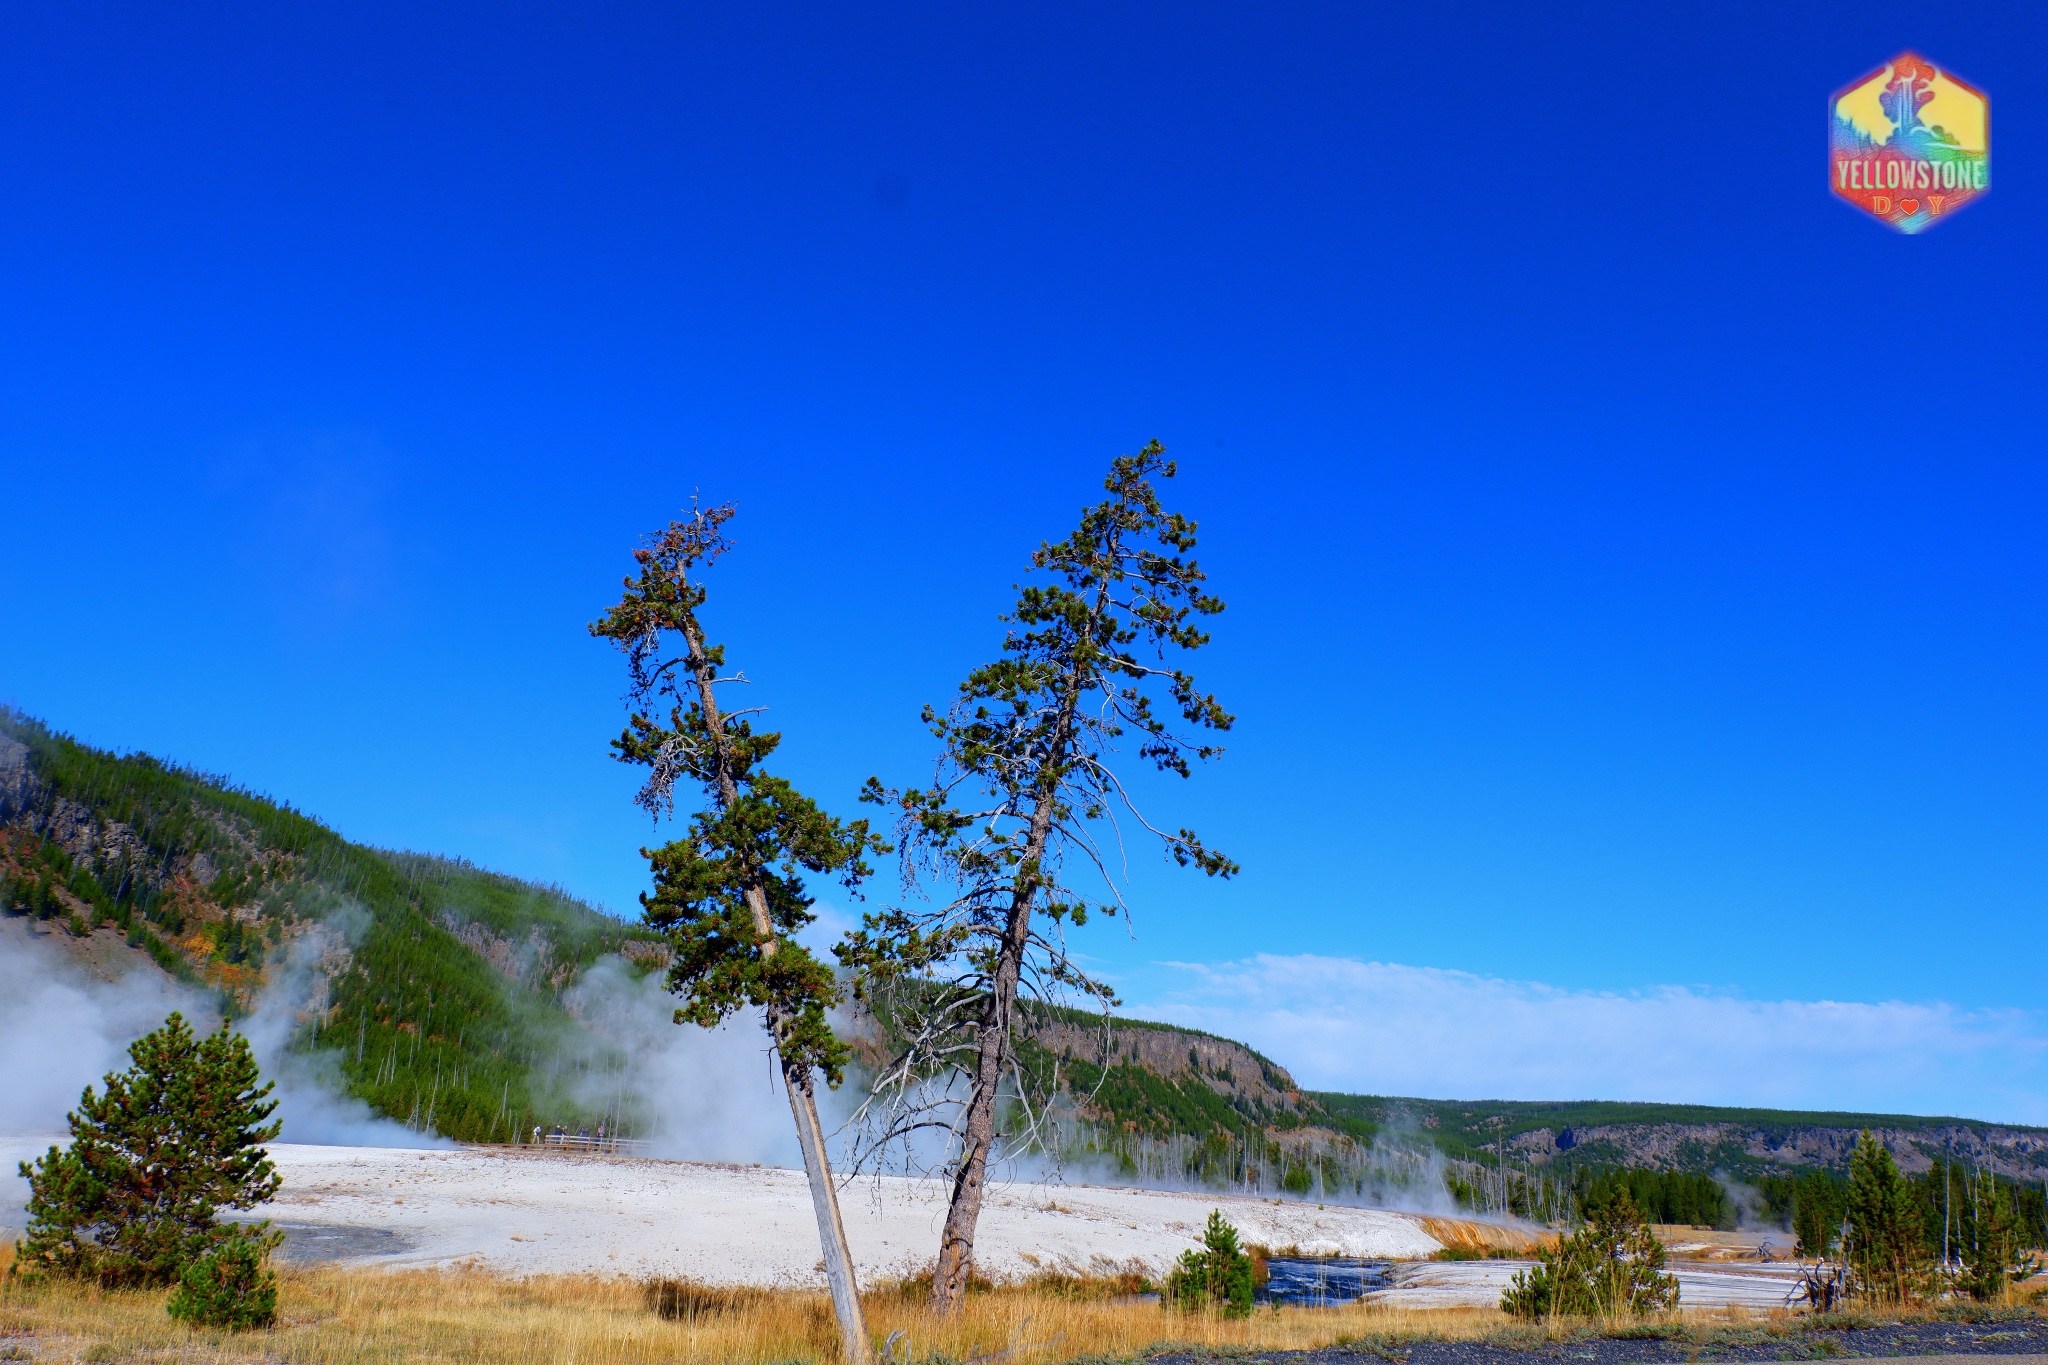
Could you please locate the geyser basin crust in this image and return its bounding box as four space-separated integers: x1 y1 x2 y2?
1 1137 1802 1306
252 1142 1450 1283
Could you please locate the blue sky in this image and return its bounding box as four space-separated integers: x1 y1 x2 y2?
4 0 2047 1117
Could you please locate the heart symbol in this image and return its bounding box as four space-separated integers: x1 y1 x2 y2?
1899 198 1920 215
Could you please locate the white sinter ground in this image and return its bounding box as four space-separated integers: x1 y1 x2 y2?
256 1142 1446 1282
0 1137 1807 1307
1377 1257 1807 1310
2 1137 1440 1284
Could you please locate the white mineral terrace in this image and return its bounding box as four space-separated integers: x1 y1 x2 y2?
1373 1257 1806 1310
0 1138 1808 1307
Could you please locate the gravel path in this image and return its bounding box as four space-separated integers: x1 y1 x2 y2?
1152 1318 2048 1363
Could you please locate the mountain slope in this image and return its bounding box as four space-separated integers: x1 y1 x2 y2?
0 708 658 1142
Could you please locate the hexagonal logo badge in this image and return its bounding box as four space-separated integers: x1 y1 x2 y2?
1830 53 1988 233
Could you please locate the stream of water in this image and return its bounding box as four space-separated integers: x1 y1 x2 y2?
1257 1256 1394 1306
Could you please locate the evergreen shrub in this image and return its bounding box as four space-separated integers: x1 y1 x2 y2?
1165 1210 1256 1317
165 1228 278 1330
1502 1191 1678 1320
14 1012 281 1289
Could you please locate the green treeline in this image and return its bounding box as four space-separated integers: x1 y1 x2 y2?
1298 1092 2018 1172
316 851 650 1141
1443 1164 1700 1227
1513 1159 2048 1254
1574 1168 1729 1227
1919 1158 2048 1260
1754 1160 2048 1258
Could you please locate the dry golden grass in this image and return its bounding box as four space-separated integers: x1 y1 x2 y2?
0 1266 1523 1365
1412 1216 1552 1257
2 1237 2028 1365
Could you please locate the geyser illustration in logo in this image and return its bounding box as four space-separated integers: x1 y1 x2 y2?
1831 54 1988 233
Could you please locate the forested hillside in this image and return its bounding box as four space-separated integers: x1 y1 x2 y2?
0 708 659 1141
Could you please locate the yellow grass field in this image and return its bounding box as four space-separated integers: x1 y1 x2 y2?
0 1240 1869 1365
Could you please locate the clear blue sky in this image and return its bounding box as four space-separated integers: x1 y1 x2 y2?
5 1 2046 1114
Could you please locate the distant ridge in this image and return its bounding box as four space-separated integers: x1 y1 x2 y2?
1305 1092 2048 1181
987 1002 2048 1184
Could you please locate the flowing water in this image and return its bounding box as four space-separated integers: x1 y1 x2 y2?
1257 1256 1394 1306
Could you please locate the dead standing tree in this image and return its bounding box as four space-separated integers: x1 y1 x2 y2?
591 502 881 1365
839 443 1237 1314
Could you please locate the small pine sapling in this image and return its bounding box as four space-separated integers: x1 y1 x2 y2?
166 1226 279 1330
1501 1192 1678 1321
1165 1210 1257 1318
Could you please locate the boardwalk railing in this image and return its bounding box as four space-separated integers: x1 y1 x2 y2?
540 1133 648 1155
464 1135 652 1156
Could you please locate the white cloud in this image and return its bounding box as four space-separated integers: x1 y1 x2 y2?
1130 955 2048 1125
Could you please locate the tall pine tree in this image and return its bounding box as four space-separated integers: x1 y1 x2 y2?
840 444 1236 1312
1844 1129 1928 1304
591 502 881 1364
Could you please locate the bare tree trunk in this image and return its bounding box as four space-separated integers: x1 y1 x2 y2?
745 886 872 1363
929 891 1030 1310
930 776 1065 1312
784 1048 872 1365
